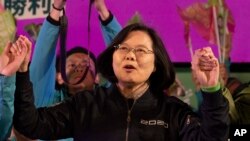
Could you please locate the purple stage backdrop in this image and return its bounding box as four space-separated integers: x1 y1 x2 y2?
15 0 250 63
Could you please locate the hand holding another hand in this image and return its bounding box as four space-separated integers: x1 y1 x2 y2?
191 47 219 88
0 35 32 76
18 35 32 72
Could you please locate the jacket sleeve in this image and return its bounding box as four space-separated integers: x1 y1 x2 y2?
99 12 122 46
196 88 239 124
0 75 15 140
13 71 90 140
30 17 60 107
179 89 229 141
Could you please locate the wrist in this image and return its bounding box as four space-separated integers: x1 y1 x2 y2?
47 14 61 25
50 3 64 21
201 83 221 93
99 10 113 26
52 3 64 11
18 62 29 72
98 7 110 21
49 10 61 21
18 67 28 72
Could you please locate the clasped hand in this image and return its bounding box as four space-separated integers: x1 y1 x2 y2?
0 35 32 76
191 47 219 88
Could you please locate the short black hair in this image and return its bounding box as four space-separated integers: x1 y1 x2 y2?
97 23 175 94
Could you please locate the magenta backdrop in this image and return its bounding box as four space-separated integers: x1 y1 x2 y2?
16 0 250 62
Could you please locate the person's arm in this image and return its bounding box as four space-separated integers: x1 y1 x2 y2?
13 33 78 140
180 47 229 140
177 80 229 141
0 36 31 140
30 1 64 107
13 71 91 140
200 87 229 140
0 75 15 140
30 16 60 107
94 0 122 46
195 87 238 124
14 71 70 139
99 12 122 46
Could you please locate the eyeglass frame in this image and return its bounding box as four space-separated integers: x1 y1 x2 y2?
66 59 90 70
114 43 154 56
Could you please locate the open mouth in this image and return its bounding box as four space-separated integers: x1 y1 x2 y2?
123 65 136 70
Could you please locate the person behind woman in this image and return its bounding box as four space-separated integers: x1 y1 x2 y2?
219 61 250 125
30 0 121 108
13 23 229 141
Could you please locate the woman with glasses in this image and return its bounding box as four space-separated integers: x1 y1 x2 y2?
13 23 229 141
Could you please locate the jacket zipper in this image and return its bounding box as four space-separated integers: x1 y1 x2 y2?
125 100 136 141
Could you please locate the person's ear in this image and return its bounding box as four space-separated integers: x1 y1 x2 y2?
56 72 64 85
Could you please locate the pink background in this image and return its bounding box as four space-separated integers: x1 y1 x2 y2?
16 0 250 63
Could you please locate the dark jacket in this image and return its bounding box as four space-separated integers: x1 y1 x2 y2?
13 71 229 141
232 82 250 125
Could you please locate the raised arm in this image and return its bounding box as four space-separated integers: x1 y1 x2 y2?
13 41 91 139
12 34 73 139
0 36 31 140
30 0 65 107
13 68 96 140
180 47 229 140
194 47 229 140
0 39 28 76
94 0 122 46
